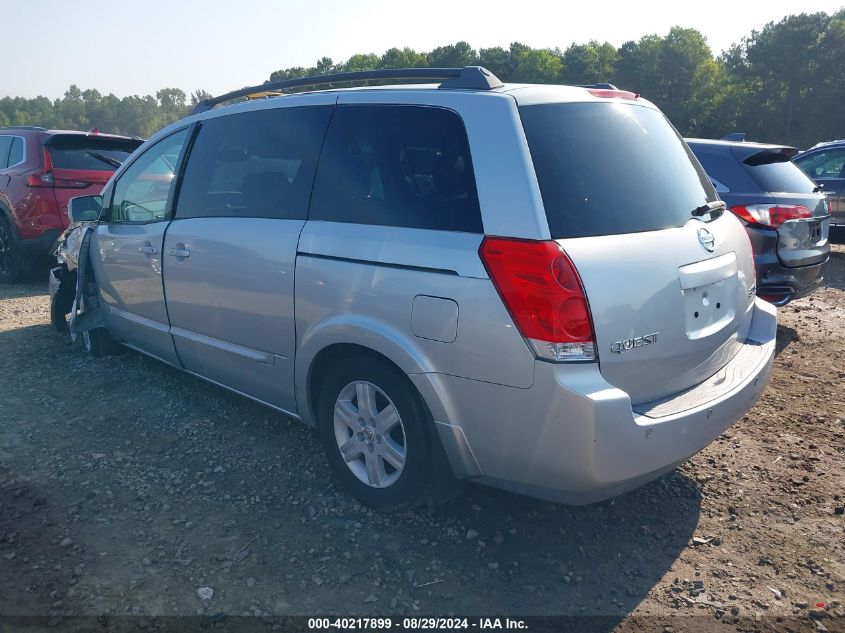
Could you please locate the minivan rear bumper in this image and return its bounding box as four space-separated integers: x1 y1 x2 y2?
414 298 777 504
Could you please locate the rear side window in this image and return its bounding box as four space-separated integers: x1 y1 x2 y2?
8 137 24 167
519 103 717 239
740 151 817 194
693 151 741 193
176 106 333 220
46 135 143 171
310 105 482 233
0 136 11 169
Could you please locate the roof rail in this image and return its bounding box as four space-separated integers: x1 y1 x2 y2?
192 66 504 114
577 83 618 90
0 125 47 131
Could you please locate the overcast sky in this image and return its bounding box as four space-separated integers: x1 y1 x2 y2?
3 0 843 100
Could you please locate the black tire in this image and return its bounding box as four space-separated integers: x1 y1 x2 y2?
0 215 29 285
50 269 76 333
83 327 119 358
316 355 440 512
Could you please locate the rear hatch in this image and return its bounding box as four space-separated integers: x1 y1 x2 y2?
730 145 829 268
519 100 758 404
45 134 143 226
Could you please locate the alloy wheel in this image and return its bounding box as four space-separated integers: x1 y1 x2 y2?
333 380 407 488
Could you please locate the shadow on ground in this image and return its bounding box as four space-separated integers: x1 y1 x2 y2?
0 310 701 630
775 323 799 357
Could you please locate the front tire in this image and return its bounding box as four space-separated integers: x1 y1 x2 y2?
316 356 437 512
83 327 120 358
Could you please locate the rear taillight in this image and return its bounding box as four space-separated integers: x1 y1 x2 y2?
479 237 596 362
25 172 53 187
730 204 812 229
25 148 54 188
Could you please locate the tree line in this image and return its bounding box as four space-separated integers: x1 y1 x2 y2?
1 10 842 148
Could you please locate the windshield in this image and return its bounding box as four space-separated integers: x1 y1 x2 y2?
46 134 143 171
519 102 717 239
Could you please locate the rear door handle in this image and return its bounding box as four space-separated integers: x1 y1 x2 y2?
138 245 158 254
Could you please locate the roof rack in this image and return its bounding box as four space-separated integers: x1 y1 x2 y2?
192 66 504 114
577 83 618 90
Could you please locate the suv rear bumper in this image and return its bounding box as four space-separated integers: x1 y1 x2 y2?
413 298 777 504
749 225 828 305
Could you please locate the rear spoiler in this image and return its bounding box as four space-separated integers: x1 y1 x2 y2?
44 133 145 149
738 146 799 166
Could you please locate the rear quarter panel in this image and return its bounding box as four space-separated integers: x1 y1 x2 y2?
293 89 555 424
1 134 64 239
294 222 536 425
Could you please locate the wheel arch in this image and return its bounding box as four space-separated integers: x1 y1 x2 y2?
295 316 436 426
0 200 19 239
295 316 470 486
302 337 463 497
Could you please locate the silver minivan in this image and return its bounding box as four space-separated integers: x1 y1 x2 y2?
61 67 777 511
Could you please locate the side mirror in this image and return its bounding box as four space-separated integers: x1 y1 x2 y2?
68 195 103 223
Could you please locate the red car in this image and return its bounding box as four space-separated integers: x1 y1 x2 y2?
0 127 143 283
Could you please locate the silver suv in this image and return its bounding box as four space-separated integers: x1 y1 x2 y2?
62 67 777 511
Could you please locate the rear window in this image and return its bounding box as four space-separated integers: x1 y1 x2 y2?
46 135 143 171
741 152 819 194
519 103 716 239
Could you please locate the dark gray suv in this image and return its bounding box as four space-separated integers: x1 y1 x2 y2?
688 138 830 306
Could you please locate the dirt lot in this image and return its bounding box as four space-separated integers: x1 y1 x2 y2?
1 246 844 633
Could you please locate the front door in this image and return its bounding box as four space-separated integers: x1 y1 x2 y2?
162 98 334 413
90 128 190 364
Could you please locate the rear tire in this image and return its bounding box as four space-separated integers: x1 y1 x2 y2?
0 215 30 285
316 355 439 512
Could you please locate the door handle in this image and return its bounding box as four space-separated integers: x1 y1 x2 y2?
138 245 158 254
166 245 190 258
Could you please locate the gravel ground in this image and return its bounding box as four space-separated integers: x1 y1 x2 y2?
0 246 843 632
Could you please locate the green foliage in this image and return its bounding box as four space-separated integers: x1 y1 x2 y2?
0 85 199 138
427 42 477 68
720 11 845 147
561 41 618 85
3 11 842 147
